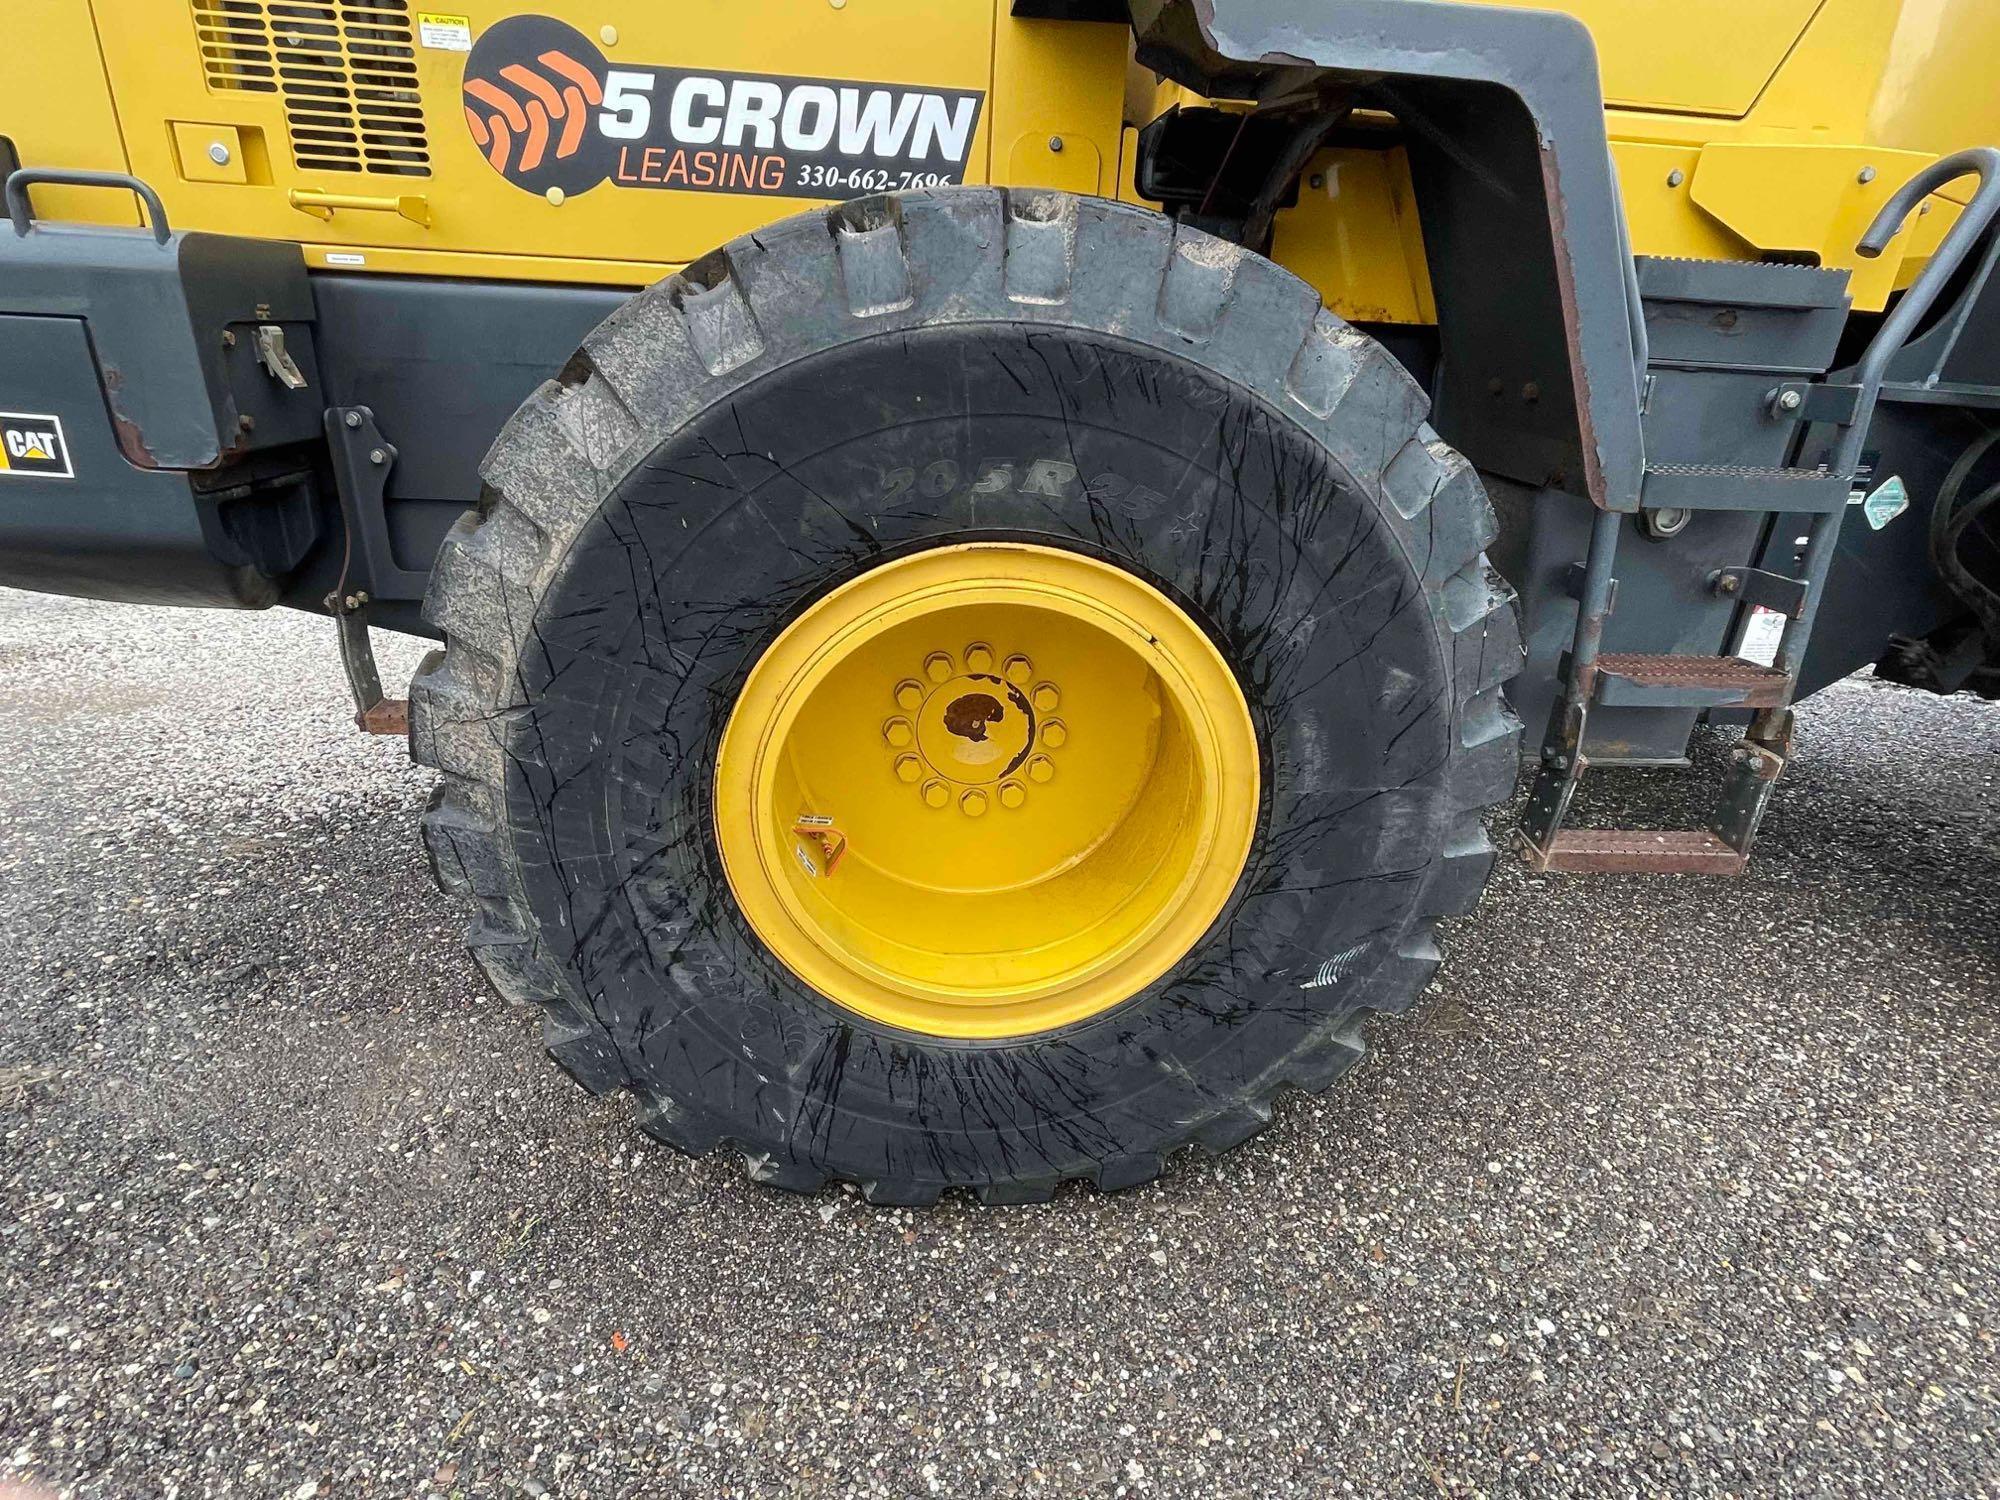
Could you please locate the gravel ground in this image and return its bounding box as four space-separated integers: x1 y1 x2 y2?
0 585 1995 1500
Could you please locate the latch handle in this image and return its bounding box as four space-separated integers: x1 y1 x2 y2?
287 189 431 227
253 324 308 391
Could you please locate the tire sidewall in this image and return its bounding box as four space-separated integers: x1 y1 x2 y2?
505 321 1458 1187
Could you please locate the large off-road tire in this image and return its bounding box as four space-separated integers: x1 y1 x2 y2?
410 189 1521 1203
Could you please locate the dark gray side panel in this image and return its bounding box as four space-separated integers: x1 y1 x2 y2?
309 275 627 510
281 275 630 632
0 313 270 606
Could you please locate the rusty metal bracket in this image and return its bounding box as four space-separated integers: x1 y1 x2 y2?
1711 566 1808 619
323 405 416 736
327 589 408 736
1709 708 1796 854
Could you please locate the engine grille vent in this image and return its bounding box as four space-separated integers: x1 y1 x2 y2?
191 0 430 177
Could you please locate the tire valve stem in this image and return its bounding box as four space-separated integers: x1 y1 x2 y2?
792 815 847 877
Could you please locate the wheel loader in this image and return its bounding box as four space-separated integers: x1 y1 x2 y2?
3 0 1998 1202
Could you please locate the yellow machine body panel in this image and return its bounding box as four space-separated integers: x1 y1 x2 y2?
1500 0 1824 117
3 0 1998 317
4 3 136 229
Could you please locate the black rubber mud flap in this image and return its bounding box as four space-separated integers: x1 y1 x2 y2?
411 189 1522 1203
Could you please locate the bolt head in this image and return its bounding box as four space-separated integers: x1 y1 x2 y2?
220 329 237 348
921 780 950 809
207 142 232 166
1002 654 1034 686
1645 506 1692 539
894 754 922 784
960 789 989 817
1859 166 1878 185
1030 682 1060 713
924 652 954 684
344 411 363 428
1778 389 1804 412
1718 574 1740 593
883 718 913 748
964 643 995 674
1048 136 1064 153
893 679 924 712
1040 719 1068 749
1667 169 1686 188
368 447 387 465
1027 755 1055 784
998 781 1026 810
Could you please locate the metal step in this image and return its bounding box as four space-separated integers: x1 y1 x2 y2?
1642 464 1853 514
1594 653 1792 709
1526 830 1748 876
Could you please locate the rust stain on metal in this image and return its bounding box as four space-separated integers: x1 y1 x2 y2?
358 698 410 736
1526 829 1746 876
1538 147 1612 512
101 367 161 469
1596 653 1792 708
943 692 1006 743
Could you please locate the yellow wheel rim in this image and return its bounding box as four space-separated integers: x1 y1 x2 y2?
713 543 1259 1040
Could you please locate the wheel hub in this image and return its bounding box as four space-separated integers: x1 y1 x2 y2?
713 544 1259 1039
884 646 1064 815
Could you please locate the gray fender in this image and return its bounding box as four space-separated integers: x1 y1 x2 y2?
1129 0 1646 512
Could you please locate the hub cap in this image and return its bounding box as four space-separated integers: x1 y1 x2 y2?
713 544 1259 1039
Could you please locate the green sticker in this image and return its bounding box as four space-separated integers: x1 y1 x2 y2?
1863 475 1909 531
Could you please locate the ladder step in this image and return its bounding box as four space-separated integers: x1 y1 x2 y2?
1530 830 1746 876
1643 464 1852 514
1594 653 1792 709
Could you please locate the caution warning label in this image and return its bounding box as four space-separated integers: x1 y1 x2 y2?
461 14 984 202
0 413 72 479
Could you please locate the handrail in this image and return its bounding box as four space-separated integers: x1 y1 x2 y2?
1774 147 2000 681
1838 148 2000 477
4 168 172 246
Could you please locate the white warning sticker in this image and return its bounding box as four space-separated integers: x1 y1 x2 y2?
1741 606 1786 668
418 12 473 51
